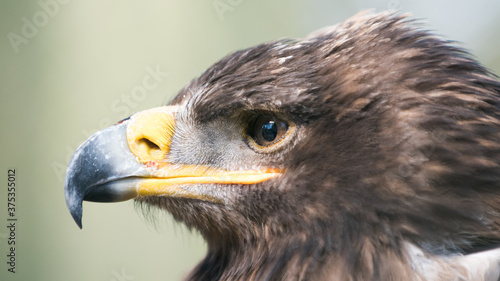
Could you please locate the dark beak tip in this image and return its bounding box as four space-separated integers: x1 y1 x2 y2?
69 203 83 229
65 188 84 229
72 210 83 229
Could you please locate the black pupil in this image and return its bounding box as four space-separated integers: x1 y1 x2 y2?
261 121 278 142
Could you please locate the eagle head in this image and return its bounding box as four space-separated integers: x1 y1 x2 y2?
65 12 500 280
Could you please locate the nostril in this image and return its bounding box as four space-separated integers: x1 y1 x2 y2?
137 138 160 151
136 138 163 159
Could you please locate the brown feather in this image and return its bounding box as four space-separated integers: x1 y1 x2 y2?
139 11 500 280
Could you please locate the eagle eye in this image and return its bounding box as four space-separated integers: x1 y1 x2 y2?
247 115 291 151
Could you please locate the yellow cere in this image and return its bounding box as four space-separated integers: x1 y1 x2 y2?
126 106 178 163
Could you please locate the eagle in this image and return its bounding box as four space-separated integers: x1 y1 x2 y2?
65 12 500 281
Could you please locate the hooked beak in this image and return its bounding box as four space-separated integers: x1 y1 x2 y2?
64 106 281 228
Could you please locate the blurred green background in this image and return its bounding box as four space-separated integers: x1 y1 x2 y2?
0 0 499 280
